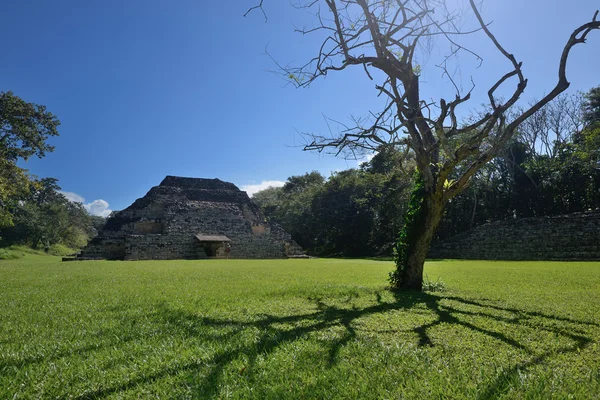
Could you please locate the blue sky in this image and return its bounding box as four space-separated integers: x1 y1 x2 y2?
2 0 599 215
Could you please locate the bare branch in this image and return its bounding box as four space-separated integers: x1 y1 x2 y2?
244 0 267 22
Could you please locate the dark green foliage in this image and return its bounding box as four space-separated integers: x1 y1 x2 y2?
362 144 409 175
282 171 325 193
311 170 391 256
0 159 29 228
583 86 600 128
253 171 326 252
0 91 60 163
1 177 100 250
389 171 425 288
0 91 60 229
253 159 411 257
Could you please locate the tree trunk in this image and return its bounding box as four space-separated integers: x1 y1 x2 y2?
393 189 445 291
470 190 478 229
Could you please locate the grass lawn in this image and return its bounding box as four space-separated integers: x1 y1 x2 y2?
1 255 599 399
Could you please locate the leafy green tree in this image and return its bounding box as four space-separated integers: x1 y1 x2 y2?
0 91 59 162
254 160 412 257
266 172 325 251
577 86 600 169
282 171 325 193
2 177 97 250
252 186 284 217
311 169 409 256
583 86 600 128
0 158 30 228
0 91 60 228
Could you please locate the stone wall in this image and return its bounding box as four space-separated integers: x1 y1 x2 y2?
429 211 600 260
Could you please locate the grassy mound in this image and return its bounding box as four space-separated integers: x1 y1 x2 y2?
0 244 77 260
0 258 599 398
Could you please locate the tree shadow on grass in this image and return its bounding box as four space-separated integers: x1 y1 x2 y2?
70 291 598 399
435 296 595 399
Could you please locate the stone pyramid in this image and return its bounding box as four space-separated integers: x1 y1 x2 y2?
77 176 304 260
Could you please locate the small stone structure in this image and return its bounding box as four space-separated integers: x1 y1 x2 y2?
429 211 600 260
76 176 304 260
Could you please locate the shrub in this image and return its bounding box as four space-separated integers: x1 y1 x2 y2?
0 248 23 260
422 275 447 292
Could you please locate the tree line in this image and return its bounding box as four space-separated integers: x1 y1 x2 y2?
253 88 600 258
0 91 103 252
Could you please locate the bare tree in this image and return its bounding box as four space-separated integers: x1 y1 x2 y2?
519 93 585 158
248 0 599 290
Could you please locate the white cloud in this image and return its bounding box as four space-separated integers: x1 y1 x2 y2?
84 199 112 218
61 191 113 217
240 180 286 197
60 191 85 203
357 152 376 165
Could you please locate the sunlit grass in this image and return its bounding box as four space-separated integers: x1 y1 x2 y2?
0 244 75 259
1 255 599 398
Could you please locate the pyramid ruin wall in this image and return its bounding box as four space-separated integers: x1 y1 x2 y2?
77 176 303 260
429 211 600 260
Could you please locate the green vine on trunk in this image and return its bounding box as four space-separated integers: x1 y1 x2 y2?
389 170 426 289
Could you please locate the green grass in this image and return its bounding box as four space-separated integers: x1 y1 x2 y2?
0 244 77 259
1 255 599 399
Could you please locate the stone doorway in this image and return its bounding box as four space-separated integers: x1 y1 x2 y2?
195 234 231 259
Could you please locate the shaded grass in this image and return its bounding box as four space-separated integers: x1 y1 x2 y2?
1 255 599 398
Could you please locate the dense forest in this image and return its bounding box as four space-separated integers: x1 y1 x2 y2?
253 88 600 257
